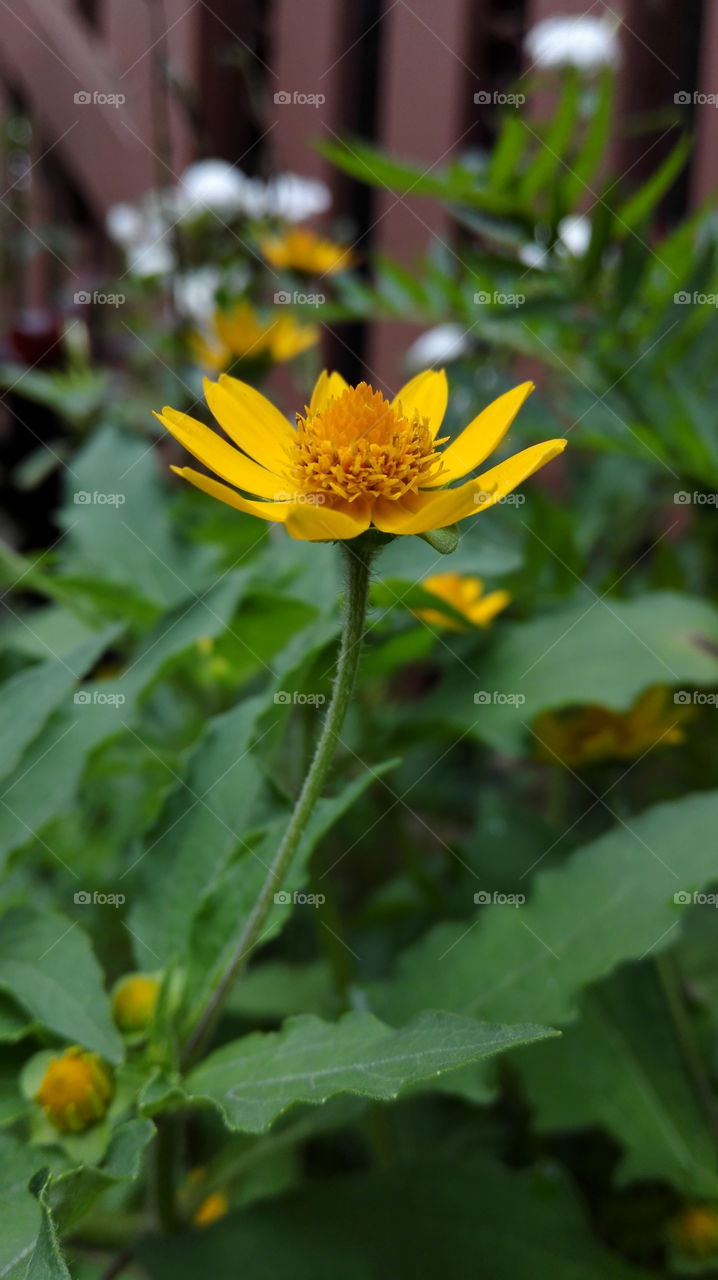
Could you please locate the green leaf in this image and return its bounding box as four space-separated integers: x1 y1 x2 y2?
444 591 718 754
618 135 691 231
0 630 117 783
140 1157 649 1279
374 790 718 1029
518 965 718 1197
23 1173 71 1280
0 909 123 1062
418 524 460 555
184 1011 556 1132
183 762 399 1025
0 1136 64 1280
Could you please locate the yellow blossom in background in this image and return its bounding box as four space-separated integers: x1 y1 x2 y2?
184 1168 230 1227
670 1205 718 1259
534 686 689 768
192 302 318 371
157 369 565 542
35 1046 113 1133
260 226 355 274
112 973 160 1033
416 573 510 631
193 1190 230 1227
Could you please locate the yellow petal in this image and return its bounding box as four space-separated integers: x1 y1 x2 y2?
171 466 292 523
392 369 448 438
469 589 511 626
309 370 350 414
156 409 286 499
204 375 294 474
285 500 371 542
425 382 534 487
372 439 566 535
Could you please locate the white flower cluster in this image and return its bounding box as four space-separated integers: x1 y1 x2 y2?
524 14 621 73
105 160 332 280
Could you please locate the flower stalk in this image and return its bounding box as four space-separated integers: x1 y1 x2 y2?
181 539 374 1068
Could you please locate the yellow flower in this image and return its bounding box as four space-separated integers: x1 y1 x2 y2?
416 573 510 631
260 226 355 274
192 302 318 371
193 1190 230 1227
671 1205 718 1259
35 1046 114 1133
157 370 565 543
112 973 160 1033
534 686 689 768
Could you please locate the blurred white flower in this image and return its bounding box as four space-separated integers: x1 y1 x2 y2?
406 324 469 370
264 172 332 223
524 14 620 73
176 160 250 221
105 202 144 247
173 267 221 323
558 214 592 257
126 239 175 278
518 242 549 270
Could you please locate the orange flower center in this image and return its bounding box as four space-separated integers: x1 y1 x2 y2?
290 383 444 503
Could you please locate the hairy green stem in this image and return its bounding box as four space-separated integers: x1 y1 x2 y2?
181 541 373 1069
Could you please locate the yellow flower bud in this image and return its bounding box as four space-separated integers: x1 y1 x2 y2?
36 1046 113 1133
112 973 160 1033
193 1190 229 1227
671 1205 718 1259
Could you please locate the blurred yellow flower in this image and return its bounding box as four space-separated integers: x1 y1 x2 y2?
534 686 689 767
416 573 510 631
112 973 160 1033
671 1205 718 1259
36 1046 113 1133
157 370 565 543
193 1190 230 1227
192 302 318 371
260 226 355 274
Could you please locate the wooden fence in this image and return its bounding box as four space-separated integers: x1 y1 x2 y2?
0 0 714 384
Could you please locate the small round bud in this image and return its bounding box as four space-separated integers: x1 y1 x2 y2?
193 1190 229 1227
112 973 160 1033
35 1046 113 1133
